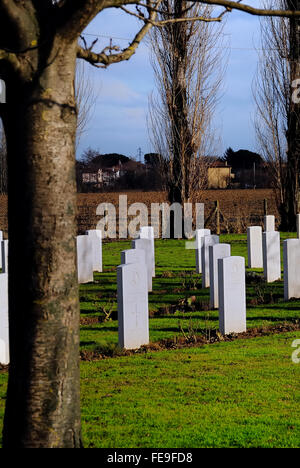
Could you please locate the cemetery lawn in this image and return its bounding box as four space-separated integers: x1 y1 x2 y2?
0 331 299 447
80 234 299 354
0 233 299 448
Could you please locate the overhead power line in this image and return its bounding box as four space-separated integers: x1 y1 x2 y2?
81 32 281 52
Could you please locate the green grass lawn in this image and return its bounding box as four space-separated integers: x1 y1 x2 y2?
1 331 299 448
80 234 300 353
0 233 299 448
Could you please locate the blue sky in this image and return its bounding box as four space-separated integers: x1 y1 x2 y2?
77 3 262 160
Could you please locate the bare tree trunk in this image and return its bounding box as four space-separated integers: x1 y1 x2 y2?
254 0 300 230
2 41 82 448
284 0 300 230
0 122 7 194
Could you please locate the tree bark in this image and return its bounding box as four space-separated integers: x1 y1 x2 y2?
1 40 82 448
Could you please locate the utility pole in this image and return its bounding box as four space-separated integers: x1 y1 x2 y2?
137 147 143 164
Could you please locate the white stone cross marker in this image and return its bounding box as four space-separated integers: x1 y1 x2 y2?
218 256 246 335
247 226 263 268
201 234 219 288
262 231 281 283
132 238 153 292
195 229 211 274
139 226 155 277
264 215 275 232
117 262 149 350
209 243 231 309
76 235 94 284
86 229 102 273
0 273 9 365
283 239 300 300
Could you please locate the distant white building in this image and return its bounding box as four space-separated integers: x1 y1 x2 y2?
82 166 121 187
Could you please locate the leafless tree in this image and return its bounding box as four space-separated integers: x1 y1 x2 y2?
75 57 98 149
148 1 226 209
254 0 300 230
253 0 289 214
0 0 300 448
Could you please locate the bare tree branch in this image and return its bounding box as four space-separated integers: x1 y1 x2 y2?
120 4 228 23
192 0 300 17
57 0 151 41
76 2 160 67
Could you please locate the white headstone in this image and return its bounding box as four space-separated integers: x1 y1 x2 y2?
283 239 300 300
76 235 94 284
297 214 300 239
263 231 281 283
139 226 155 277
86 229 102 272
218 256 246 335
195 229 211 274
0 273 9 365
247 226 263 268
264 215 275 232
132 238 153 292
117 262 149 350
201 235 219 288
121 248 146 267
1 240 8 273
209 243 231 309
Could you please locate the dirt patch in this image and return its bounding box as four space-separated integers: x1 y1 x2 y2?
80 316 103 326
0 364 9 373
80 321 300 361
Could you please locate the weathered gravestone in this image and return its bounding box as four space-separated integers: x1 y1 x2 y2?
262 231 281 283
132 238 153 291
264 215 275 232
209 243 231 309
218 256 246 335
76 235 93 284
117 262 149 350
247 226 263 268
1 240 8 273
195 229 211 274
86 229 102 273
297 214 300 239
283 239 300 300
0 273 9 365
139 226 155 277
201 235 219 288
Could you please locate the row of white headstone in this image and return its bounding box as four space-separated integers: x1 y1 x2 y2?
117 227 155 350
0 229 103 364
248 215 300 300
0 231 9 365
195 229 246 336
76 230 103 283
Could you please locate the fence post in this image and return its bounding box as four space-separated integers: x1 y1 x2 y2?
264 199 268 216
215 200 220 235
